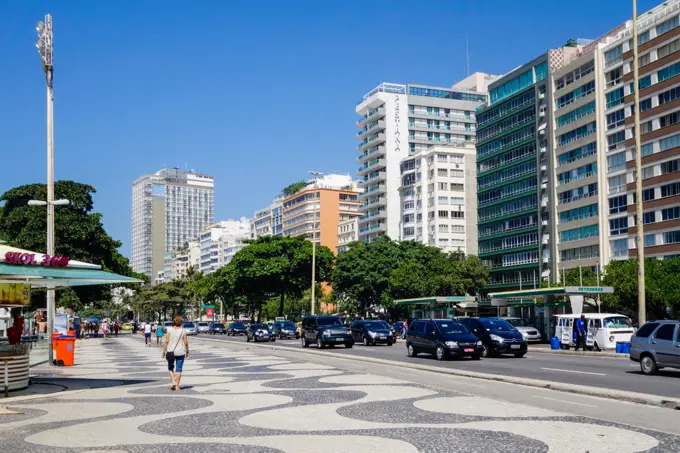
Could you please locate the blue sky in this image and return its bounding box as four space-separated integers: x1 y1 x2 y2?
0 0 659 258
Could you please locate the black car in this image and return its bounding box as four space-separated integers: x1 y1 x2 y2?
210 322 225 334
351 320 394 346
227 322 247 336
405 319 483 360
246 323 275 342
272 321 299 339
301 315 353 349
458 317 527 358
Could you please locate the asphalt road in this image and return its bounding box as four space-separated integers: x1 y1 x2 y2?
201 333 680 399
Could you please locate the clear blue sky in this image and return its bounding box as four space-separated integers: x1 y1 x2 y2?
0 0 659 258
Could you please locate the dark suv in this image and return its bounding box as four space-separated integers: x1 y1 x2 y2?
405 319 483 360
301 315 353 349
458 317 527 358
350 320 394 346
273 321 299 339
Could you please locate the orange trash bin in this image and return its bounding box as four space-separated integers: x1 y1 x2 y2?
54 335 76 366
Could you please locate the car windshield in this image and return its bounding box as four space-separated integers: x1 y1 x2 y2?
317 317 342 327
164 322 172 326
231 323 245 328
281 322 295 328
480 319 515 332
182 322 194 328
364 321 390 329
198 322 209 327
251 324 268 330
435 321 468 334
505 318 529 327
604 317 632 328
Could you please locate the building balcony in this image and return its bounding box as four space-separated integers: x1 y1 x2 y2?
478 203 538 224
409 110 469 121
479 242 539 258
359 221 387 234
408 122 473 134
359 184 387 198
488 259 540 272
356 120 386 139
409 136 465 146
357 133 386 151
357 146 385 163
357 159 386 176
358 171 387 186
357 107 386 128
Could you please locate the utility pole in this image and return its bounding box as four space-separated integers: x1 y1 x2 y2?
308 171 323 315
632 0 646 325
37 14 56 365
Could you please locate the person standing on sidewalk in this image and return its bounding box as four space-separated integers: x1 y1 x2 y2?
144 322 152 346
156 322 164 347
401 319 408 339
574 314 587 351
162 315 189 391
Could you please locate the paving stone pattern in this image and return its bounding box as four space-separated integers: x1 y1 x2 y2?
0 336 678 453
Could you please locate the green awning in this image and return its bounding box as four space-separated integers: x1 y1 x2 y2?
0 263 142 288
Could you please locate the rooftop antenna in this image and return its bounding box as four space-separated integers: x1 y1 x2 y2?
466 34 470 77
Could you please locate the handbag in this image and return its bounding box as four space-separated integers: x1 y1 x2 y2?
165 329 184 360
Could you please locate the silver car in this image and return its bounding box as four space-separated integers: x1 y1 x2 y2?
182 321 198 336
630 320 680 375
197 322 211 334
503 317 542 343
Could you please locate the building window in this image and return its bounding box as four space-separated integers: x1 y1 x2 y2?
438 224 449 233
438 196 449 205
609 195 627 214
437 168 448 177
661 181 680 197
663 206 680 220
606 88 624 109
606 109 625 130
664 230 680 245
610 217 628 235
450 170 464 178
644 234 657 247
612 238 628 257
607 130 626 151
451 211 465 218
658 61 680 82
661 158 680 175
438 210 449 218
437 154 448 162
657 15 679 36
658 38 680 59
643 212 656 224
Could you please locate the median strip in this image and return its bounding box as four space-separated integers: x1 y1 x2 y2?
195 336 680 410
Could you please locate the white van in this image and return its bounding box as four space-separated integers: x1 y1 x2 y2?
553 313 635 351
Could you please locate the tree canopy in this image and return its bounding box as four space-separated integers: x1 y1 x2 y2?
281 181 307 197
0 181 142 308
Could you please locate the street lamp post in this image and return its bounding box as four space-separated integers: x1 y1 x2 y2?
308 171 323 316
36 14 58 364
632 0 646 325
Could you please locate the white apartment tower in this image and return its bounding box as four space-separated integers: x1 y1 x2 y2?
355 74 495 243
131 168 214 281
398 144 478 254
199 218 252 274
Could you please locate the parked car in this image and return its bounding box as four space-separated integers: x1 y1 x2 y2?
457 317 527 358
162 321 173 333
405 319 483 360
246 323 275 342
301 315 353 349
350 320 394 346
503 317 542 343
273 321 299 339
197 321 211 334
227 322 247 336
210 322 225 334
630 320 680 375
183 321 198 336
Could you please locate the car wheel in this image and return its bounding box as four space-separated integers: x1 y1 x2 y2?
471 354 481 360
301 336 309 348
387 341 393 346
407 343 418 357
317 337 324 349
640 354 659 375
435 345 446 361
481 344 490 358
593 342 601 352
345 343 352 349
363 335 370 346
514 352 526 358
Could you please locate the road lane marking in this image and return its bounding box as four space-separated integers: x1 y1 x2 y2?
540 367 607 376
532 395 598 407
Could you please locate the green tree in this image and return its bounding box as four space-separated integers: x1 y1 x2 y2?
0 181 137 308
281 181 307 197
230 236 334 318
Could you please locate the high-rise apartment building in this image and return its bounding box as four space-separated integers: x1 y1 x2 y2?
356 74 495 243
398 144 478 254
252 198 283 238
282 175 362 251
337 218 358 253
131 168 214 281
198 219 251 274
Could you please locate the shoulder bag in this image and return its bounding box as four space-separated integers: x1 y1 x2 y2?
165 329 184 361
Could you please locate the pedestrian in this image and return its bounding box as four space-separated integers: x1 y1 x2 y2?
114 322 119 337
574 314 587 351
101 319 109 340
144 321 152 346
401 319 408 339
162 315 189 391
156 322 164 347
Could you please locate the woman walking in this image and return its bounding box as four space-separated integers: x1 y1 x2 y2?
162 315 189 391
155 322 164 347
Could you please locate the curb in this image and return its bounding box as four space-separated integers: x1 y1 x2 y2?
193 336 680 410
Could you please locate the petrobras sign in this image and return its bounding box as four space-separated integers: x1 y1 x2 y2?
565 286 614 294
